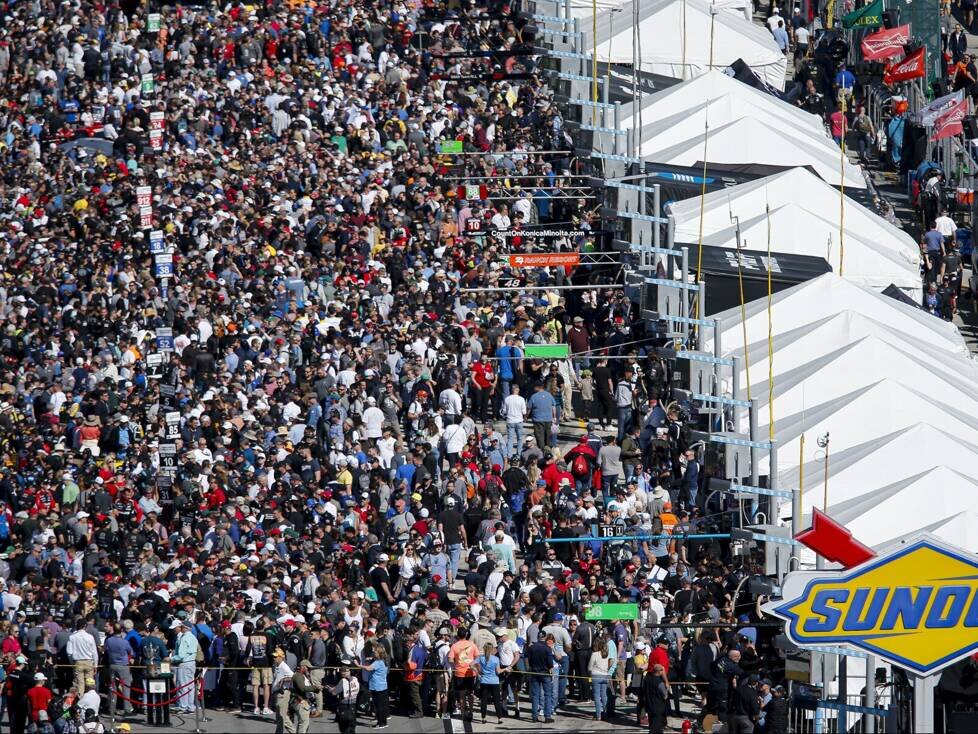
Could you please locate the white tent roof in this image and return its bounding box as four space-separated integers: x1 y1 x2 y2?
563 0 752 22
708 273 968 356
618 102 845 171
729 311 978 408
606 71 824 139
709 0 754 23
754 378 978 482
875 509 978 556
685 203 921 296
644 118 865 189
739 336 978 442
669 168 907 252
783 423 978 516
824 468 978 554
578 0 788 90
778 423 978 514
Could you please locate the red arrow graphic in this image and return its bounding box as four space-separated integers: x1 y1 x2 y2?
795 509 877 569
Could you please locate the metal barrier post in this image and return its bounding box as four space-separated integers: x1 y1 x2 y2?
110 674 117 734
865 655 877 734
195 671 203 734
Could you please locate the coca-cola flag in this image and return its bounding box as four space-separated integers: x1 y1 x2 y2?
883 47 926 84
861 24 910 61
931 97 969 141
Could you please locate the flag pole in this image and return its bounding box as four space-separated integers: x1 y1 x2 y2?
766 202 774 441
839 90 846 276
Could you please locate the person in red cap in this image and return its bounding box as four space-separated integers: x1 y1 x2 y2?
214 620 242 712
478 464 505 502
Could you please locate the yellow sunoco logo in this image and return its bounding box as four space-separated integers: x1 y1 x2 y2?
772 541 978 673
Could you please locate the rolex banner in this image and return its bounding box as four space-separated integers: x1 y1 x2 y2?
843 0 883 29
883 47 926 84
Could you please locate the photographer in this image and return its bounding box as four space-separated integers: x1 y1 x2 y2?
289 660 321 734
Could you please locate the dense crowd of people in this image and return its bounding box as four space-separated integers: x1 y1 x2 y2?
0 0 800 732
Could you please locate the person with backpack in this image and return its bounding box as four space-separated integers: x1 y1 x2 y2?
430 626 452 720
564 436 597 494
403 631 427 718
331 663 360 734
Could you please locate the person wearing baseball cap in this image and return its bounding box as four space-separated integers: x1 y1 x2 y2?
271 648 295 731
27 672 52 726
170 618 200 714
290 659 319 732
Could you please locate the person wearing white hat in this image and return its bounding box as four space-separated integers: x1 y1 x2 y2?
27 672 52 726
169 619 199 714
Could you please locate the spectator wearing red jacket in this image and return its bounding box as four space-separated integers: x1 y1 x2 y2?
564 436 597 493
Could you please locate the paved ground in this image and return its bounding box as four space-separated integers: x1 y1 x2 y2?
111 701 694 733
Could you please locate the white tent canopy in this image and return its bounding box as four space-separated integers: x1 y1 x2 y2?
597 71 824 143
683 202 921 296
669 168 906 253
708 275 967 356
560 0 752 22
738 336 978 442
577 0 788 90
709 0 754 23
753 378 978 482
785 423 978 516
631 102 835 159
823 468 978 554
730 312 978 412
875 509 978 556
644 117 865 189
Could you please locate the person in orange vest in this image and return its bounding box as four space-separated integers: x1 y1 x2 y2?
659 503 678 535
404 632 427 718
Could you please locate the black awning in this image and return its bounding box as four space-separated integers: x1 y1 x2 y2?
639 161 761 210
689 245 832 314
882 283 923 309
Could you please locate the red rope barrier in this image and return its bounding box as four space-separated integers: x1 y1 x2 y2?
110 676 199 708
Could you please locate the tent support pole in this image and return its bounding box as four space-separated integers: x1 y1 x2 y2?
613 102 622 155
696 283 707 350
653 184 662 251
710 316 721 430
864 656 876 734
731 355 742 431
667 215 676 281
768 438 779 547
680 247 690 343
749 397 759 521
